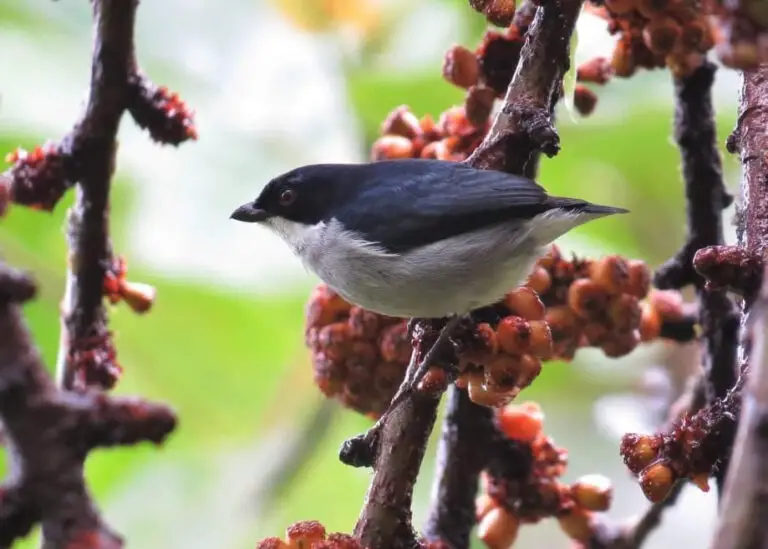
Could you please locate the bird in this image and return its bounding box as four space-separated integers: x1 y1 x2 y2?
230 158 627 322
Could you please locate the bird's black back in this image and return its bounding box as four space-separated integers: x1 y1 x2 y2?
326 159 580 253
262 159 621 254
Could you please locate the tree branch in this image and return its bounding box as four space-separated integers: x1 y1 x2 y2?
653 60 739 491
423 387 494 548
54 0 136 390
0 263 176 549
466 0 584 175
420 2 584 547
711 64 768 549
352 323 445 549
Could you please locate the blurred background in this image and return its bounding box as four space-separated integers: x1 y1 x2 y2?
0 1 744 547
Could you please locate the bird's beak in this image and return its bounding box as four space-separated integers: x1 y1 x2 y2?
230 202 270 223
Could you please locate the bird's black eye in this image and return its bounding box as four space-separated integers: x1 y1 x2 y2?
279 188 296 207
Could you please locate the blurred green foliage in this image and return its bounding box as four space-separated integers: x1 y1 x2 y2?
0 1 739 548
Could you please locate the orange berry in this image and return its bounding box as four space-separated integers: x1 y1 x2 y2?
557 507 594 542
690 473 710 493
574 85 598 116
256 538 289 549
516 354 542 388
503 286 546 320
465 85 496 128
497 401 544 443
635 0 672 19
438 106 474 137
680 18 714 53
639 303 662 342
286 520 326 547
571 474 613 511
600 330 640 357
545 305 578 334
607 294 641 333
577 57 613 85
639 462 675 503
582 321 610 346
528 321 553 359
604 0 636 14
626 260 651 298
468 379 518 407
536 245 560 270
381 106 421 138
611 36 636 78
718 41 760 71
379 322 411 363
475 322 500 355
621 433 661 473
643 17 682 56
648 290 684 320
347 307 384 338
484 354 524 391
371 135 414 161
306 285 352 330
568 279 611 319
118 280 157 314
496 316 532 354
477 506 520 549
476 493 497 521
443 45 480 88
525 265 552 295
316 322 353 361
590 255 631 294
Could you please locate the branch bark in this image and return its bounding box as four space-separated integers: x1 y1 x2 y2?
466 0 584 175
55 0 138 390
421 2 584 547
352 325 444 549
711 64 768 549
0 264 176 549
653 60 739 491
423 387 494 548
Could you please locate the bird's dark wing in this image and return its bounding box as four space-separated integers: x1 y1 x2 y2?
332 159 555 254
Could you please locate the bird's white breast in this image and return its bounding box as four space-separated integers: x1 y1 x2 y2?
262 209 599 319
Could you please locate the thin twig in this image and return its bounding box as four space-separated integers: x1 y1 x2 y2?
590 481 687 549
654 60 739 491
55 0 137 390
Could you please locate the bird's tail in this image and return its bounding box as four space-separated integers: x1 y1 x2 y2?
529 197 628 246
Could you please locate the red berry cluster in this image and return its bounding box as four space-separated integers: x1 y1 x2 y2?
3 142 74 211
454 287 553 407
103 256 157 314
256 521 362 549
127 75 198 145
371 104 489 163
713 0 768 69
305 284 411 417
371 8 541 162
620 389 739 502
586 0 715 80
304 246 688 414
255 521 448 549
468 0 517 26
477 402 613 548
580 0 768 113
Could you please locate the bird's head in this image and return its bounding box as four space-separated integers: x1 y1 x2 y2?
229 164 361 230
